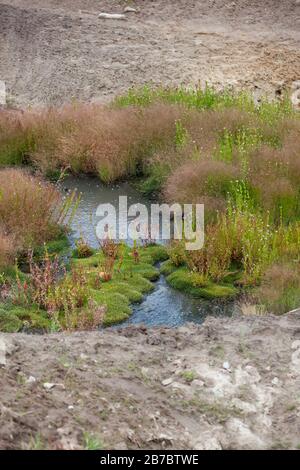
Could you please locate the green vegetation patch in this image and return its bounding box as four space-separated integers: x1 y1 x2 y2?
166 266 238 300
0 304 51 332
71 244 165 326
0 308 23 332
160 260 177 276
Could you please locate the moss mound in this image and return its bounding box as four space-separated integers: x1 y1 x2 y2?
0 309 23 332
71 244 166 326
166 267 238 299
0 305 51 332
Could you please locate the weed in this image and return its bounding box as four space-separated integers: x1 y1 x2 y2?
83 432 103 450
181 370 198 383
28 433 45 450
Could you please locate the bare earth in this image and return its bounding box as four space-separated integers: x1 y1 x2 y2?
0 0 299 106
1 0 300 450
1 312 300 450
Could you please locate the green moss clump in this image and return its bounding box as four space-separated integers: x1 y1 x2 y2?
12 306 51 330
99 282 144 303
117 273 154 294
71 244 162 326
1 266 27 283
123 262 160 281
139 244 169 264
33 233 70 259
71 253 103 268
160 260 177 276
166 267 238 299
0 309 23 332
90 290 132 326
0 305 51 332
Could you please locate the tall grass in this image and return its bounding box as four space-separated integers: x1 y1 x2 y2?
1 103 181 182
257 263 300 315
114 85 257 111
0 86 299 314
0 169 66 267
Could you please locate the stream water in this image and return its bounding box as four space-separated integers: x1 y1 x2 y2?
62 176 238 327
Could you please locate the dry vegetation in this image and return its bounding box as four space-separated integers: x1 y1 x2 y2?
0 86 299 315
0 168 63 264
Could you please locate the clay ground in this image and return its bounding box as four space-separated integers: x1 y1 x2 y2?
1 313 300 450
0 0 299 106
1 0 300 451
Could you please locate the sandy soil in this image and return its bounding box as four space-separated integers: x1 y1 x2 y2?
1 312 300 450
0 0 299 106
1 1 300 451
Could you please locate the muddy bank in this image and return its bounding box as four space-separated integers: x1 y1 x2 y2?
1 311 300 450
0 0 299 106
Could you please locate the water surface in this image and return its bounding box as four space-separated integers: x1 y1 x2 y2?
62 176 238 327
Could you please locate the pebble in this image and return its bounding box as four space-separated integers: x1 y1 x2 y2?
0 337 16 366
0 80 6 106
43 382 65 390
43 382 56 390
98 13 126 20
291 80 300 91
124 7 137 13
271 377 280 386
26 376 37 384
161 377 173 386
0 339 7 366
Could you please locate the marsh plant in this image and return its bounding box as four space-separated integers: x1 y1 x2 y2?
0 85 299 324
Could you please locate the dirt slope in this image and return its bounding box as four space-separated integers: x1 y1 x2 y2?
0 0 299 106
1 1 300 451
1 312 300 450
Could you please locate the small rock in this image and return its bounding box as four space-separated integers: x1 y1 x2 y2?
271 377 280 386
141 367 149 376
291 340 300 350
26 376 37 384
124 6 137 13
43 382 65 391
162 377 173 386
291 89 300 109
98 13 126 20
0 336 16 367
68 405 74 410
43 382 56 390
0 80 6 106
223 361 231 372
177 326 192 335
0 340 7 366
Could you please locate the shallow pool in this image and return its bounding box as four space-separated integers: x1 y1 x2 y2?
62 175 239 327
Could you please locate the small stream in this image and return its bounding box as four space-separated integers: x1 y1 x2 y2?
62 176 239 327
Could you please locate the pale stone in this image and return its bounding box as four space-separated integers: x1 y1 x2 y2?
0 80 6 106
98 13 126 20
124 7 137 13
43 382 56 390
162 377 173 386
